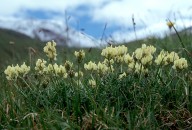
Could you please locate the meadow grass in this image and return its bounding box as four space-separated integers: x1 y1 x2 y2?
1 26 192 130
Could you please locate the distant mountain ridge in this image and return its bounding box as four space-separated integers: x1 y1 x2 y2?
0 18 101 47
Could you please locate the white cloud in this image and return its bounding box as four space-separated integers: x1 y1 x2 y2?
90 0 192 42
92 0 192 26
0 0 110 17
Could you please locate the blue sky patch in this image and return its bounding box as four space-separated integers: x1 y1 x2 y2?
14 9 63 20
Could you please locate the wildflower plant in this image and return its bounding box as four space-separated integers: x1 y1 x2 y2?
43 40 57 61
172 58 188 70
35 59 47 74
4 62 30 80
88 79 96 87
84 61 97 71
64 60 73 72
97 62 110 76
74 50 85 63
118 72 127 79
155 50 180 66
134 44 156 66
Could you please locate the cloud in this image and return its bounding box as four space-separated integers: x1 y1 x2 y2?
0 0 110 17
90 0 192 42
92 0 192 26
0 0 191 44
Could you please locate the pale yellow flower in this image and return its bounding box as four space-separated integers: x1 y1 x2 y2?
4 65 19 80
115 56 124 63
134 62 148 74
74 50 85 63
167 52 179 63
118 72 127 79
172 58 188 70
75 71 84 77
46 63 59 74
128 62 135 72
101 45 118 59
97 62 109 74
140 54 153 65
45 63 67 77
167 21 175 29
58 65 67 78
20 62 30 76
4 62 30 80
134 44 156 66
35 59 47 74
155 50 179 66
43 40 57 60
124 54 134 64
155 50 169 65
84 61 97 71
134 48 143 60
103 59 114 65
88 79 96 87
101 45 128 61
64 61 73 71
116 45 128 56
142 44 156 55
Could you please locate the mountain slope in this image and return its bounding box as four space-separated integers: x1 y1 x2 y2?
0 28 43 69
0 18 101 47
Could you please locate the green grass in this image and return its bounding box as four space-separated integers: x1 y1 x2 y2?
1 27 192 129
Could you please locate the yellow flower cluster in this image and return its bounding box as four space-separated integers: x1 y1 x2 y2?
103 59 114 66
134 63 148 74
20 63 30 76
100 44 157 74
4 62 30 80
172 58 188 70
155 50 179 65
74 50 85 63
88 79 96 87
124 54 135 71
64 60 73 71
116 45 128 56
101 45 127 59
84 61 113 75
4 40 189 84
4 65 19 80
75 71 84 78
84 61 97 71
97 62 111 75
46 63 67 78
168 52 180 63
35 59 47 74
134 44 156 65
43 40 57 60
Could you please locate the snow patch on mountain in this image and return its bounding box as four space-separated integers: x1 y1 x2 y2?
0 18 103 47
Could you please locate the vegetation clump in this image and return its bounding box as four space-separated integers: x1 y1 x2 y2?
1 38 192 129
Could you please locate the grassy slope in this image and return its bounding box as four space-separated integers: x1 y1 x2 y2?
126 27 192 53
0 28 104 69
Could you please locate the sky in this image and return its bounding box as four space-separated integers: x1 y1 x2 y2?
0 0 192 43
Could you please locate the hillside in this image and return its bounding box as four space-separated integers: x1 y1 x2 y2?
124 27 192 53
0 28 43 69
0 28 102 71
